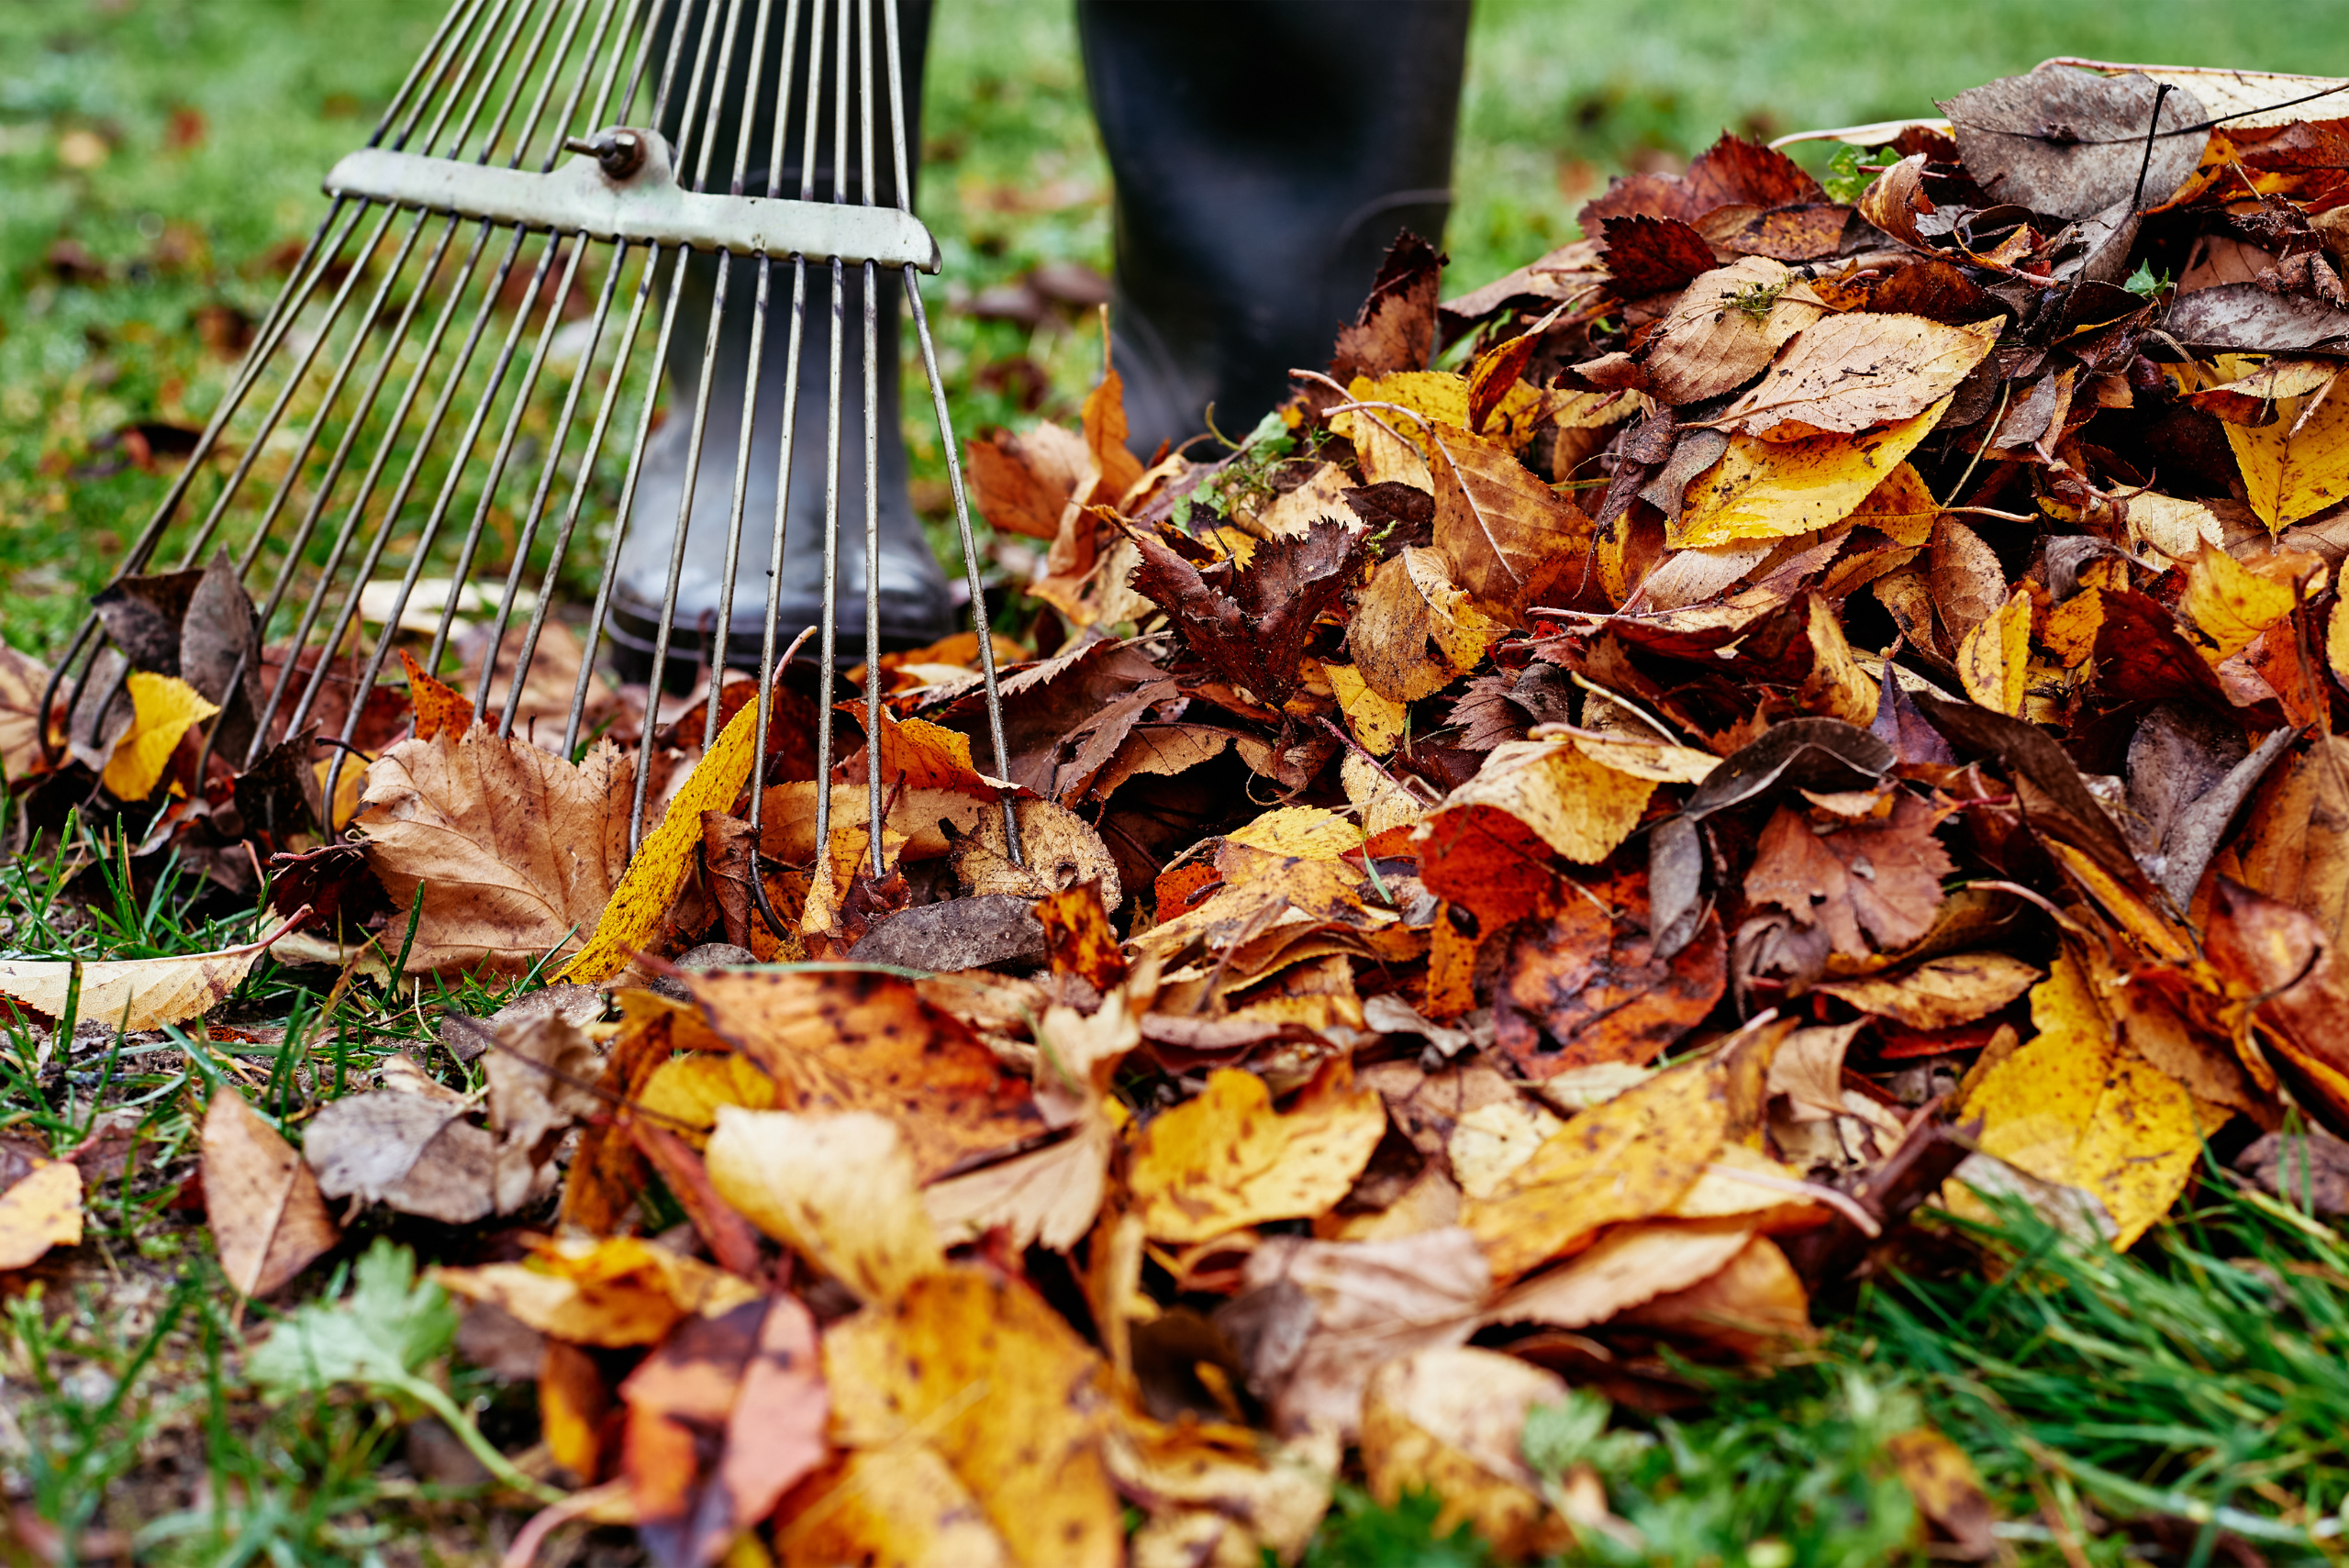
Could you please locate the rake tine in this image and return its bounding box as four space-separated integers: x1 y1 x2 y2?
857 0 884 875
746 0 817 863
880 0 1018 864
810 0 848 877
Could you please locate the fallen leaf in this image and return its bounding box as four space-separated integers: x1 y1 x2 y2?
1348 546 1502 703
0 1160 82 1271
204 1088 340 1297
1955 588 2032 716
922 1113 1116 1251
1816 951 2042 1029
1428 424 1598 621
1720 313 1996 441
704 1106 943 1304
303 1086 494 1225
1360 1349 1575 1559
776 1447 1012 1567
1226 806 1365 861
398 649 473 741
1485 1219 1756 1330
1952 954 2201 1248
0 921 295 1032
1887 1428 1997 1560
621 1296 828 1568
561 695 762 983
0 642 54 783
1743 794 1954 959
1614 1233 1816 1357
687 969 1044 1181
1230 1227 1491 1440
431 1236 763 1347
1672 396 1955 550
1128 517 1366 704
100 670 217 801
824 1266 1121 1568
1128 1062 1386 1243
1463 1038 1768 1282
1642 258 1827 406
1492 873 1726 1075
1434 739 1656 866
1943 64 2209 219
358 728 631 975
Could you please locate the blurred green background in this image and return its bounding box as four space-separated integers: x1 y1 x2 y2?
4 0 2348 660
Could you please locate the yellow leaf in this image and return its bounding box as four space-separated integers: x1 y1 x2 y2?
1330 403 1432 491
1429 423 1597 623
823 1266 1121 1568
1226 806 1365 861
1347 547 1500 703
1815 951 2043 1030
705 1106 945 1305
0 1160 82 1271
0 923 292 1032
777 1448 1013 1567
1672 395 1954 549
2221 372 2349 528
1887 1429 1995 1559
2181 541 2297 660
1128 1063 1386 1243
1324 661 1408 755
634 1052 781 1142
100 671 217 801
430 1236 763 1346
1341 751 1425 838
1437 740 1655 864
1955 587 2032 715
1463 1047 1755 1281
1845 462 1942 548
560 689 763 983
1954 956 2202 1248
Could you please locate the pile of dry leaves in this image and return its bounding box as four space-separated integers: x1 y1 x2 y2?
10 55 2349 1565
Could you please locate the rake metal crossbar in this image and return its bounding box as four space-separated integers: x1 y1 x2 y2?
42 0 1021 895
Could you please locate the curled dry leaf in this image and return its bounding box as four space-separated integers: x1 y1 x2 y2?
1127 1062 1386 1243
1127 517 1366 705
1815 951 2042 1029
1485 1218 1756 1331
1229 1227 1491 1441
1428 423 1598 621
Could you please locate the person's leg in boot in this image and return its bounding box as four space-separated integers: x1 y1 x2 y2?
607 0 952 685
1077 0 1473 457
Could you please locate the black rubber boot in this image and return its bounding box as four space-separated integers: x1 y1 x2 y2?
607 0 951 684
1077 0 1473 458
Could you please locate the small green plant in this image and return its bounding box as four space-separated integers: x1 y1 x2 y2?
2123 260 2174 297
245 1239 560 1504
1823 143 1898 204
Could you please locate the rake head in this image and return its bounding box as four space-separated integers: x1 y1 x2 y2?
44 0 1018 877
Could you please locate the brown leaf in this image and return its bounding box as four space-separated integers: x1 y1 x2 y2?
1716 313 1995 440
1348 546 1502 703
1598 214 1720 297
2207 879 2349 1131
1360 1349 1576 1559
1484 1219 1757 1332
1640 258 1826 406
1429 425 1598 621
687 969 1045 1182
1331 231 1442 384
1228 1228 1490 1440
1743 795 1954 960
357 728 632 974
622 1296 828 1568
0 641 54 784
1127 517 1365 704
1943 65 2208 220
966 420 1090 540
1493 872 1726 1076
303 1084 495 1226
1581 133 1825 228
1815 951 2042 1029
204 1089 339 1298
